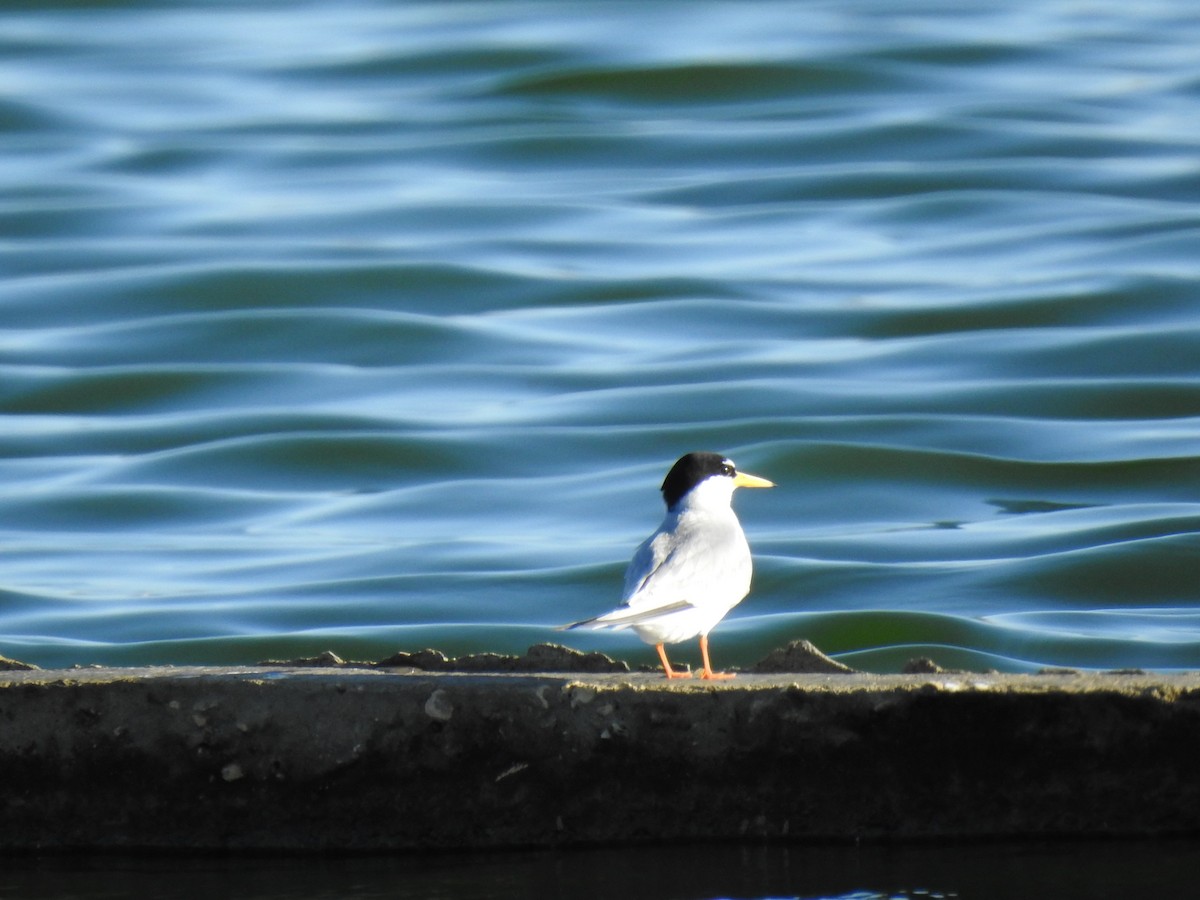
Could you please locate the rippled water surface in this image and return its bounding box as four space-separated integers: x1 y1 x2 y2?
2 0 1199 674
6 840 1200 900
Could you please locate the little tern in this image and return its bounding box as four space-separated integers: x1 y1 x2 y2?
564 451 773 679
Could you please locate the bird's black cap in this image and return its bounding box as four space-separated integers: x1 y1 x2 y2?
660 451 736 510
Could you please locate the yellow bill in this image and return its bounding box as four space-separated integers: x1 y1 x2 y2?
733 471 774 489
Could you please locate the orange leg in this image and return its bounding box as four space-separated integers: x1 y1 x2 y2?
699 634 735 680
656 642 692 679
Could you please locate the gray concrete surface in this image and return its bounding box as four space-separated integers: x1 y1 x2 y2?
2 658 1199 851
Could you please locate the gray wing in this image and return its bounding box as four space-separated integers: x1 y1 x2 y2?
563 514 749 631
561 529 693 631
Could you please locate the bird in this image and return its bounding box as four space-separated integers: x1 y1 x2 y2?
563 451 773 679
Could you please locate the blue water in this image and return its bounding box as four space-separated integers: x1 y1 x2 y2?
5 840 1200 899
2 0 1199 676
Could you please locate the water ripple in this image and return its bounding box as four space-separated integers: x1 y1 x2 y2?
1 0 1198 670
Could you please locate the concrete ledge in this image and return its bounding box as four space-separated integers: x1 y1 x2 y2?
3 663 1200 850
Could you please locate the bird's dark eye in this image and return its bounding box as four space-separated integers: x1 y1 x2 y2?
722 463 736 477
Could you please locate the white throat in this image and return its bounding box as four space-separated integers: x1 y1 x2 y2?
672 474 736 514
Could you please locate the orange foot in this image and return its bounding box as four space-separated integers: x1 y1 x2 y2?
698 635 735 680
656 643 693 679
